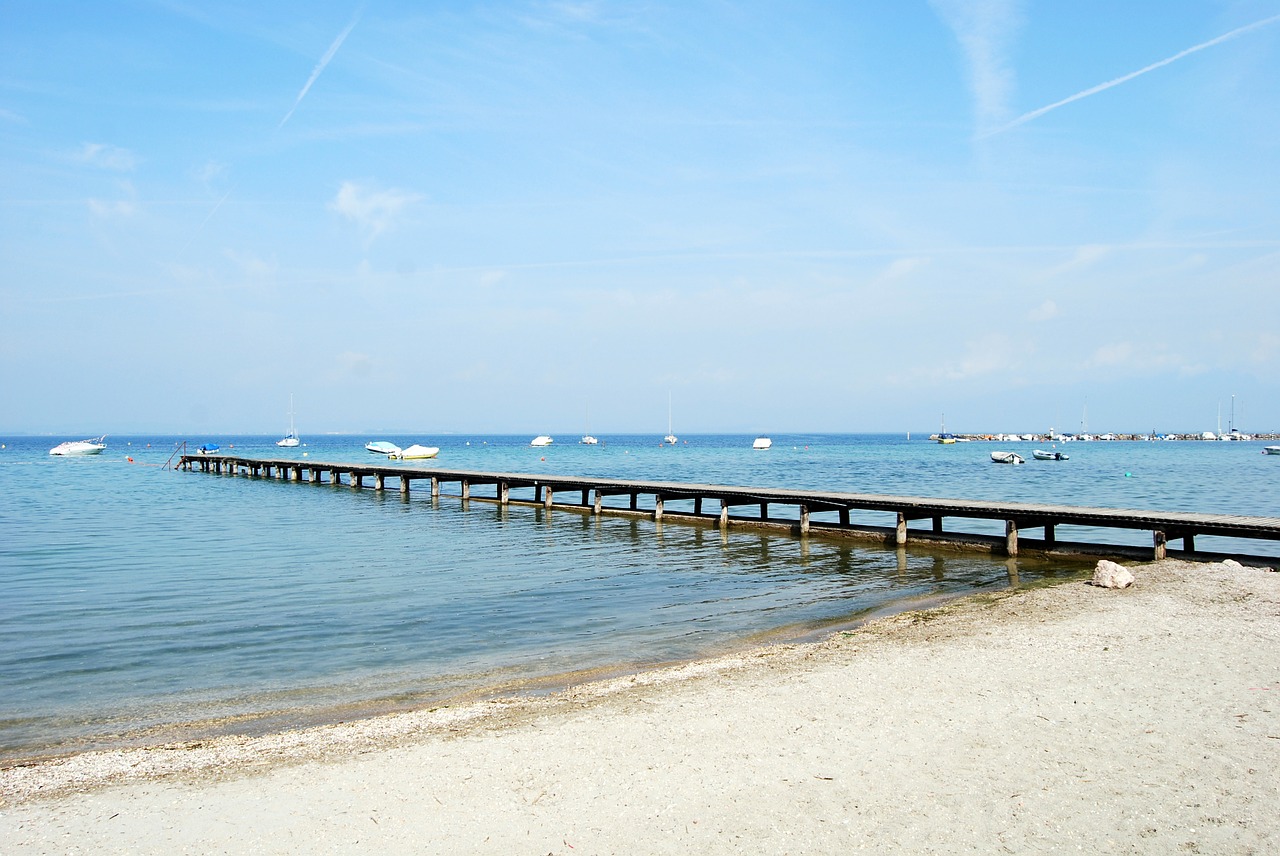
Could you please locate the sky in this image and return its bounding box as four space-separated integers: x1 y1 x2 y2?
2 1 1279 437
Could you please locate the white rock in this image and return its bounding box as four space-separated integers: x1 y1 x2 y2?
1222 559 1243 569
1092 560 1135 589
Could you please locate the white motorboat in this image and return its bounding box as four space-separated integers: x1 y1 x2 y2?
392 444 439 460
366 441 401 456
752 437 772 450
1264 446 1280 455
1032 449 1069 461
530 435 553 447
580 435 599 445
990 451 1024 465
277 394 300 447
49 436 107 456
197 443 220 455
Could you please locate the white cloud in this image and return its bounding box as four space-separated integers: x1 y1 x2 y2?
333 350 374 379
879 256 931 283
75 142 138 171
1028 299 1058 322
223 249 278 279
931 0 1024 134
329 181 422 243
87 180 138 218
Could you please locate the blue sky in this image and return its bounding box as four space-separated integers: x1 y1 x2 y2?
3 1 1278 436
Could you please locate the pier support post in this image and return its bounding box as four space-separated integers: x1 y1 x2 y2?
461 480 470 500
694 497 703 516
720 500 729 529
1044 522 1056 547
593 489 602 515
400 476 411 495
1184 533 1196 552
933 516 944 533
500 482 510 505
431 477 440 498
1154 530 1167 560
1005 520 1019 556
896 513 908 547
375 474 384 491
630 493 638 511
351 473 363 489
654 495 664 521
800 505 810 535
544 486 554 509
839 508 850 527
760 502 768 520
581 489 589 506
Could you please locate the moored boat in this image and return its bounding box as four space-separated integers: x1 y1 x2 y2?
1032 449 1069 461
1265 446 1280 455
197 443 220 455
752 437 772 450
277 395 300 447
365 440 401 456
530 435 553 447
990 450 1024 465
392 444 439 460
49 436 107 456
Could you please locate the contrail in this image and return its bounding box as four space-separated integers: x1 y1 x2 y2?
279 7 363 129
984 13 1280 137
177 184 237 257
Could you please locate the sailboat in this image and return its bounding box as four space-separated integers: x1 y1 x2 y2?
935 414 955 444
664 393 677 445
277 395 300 447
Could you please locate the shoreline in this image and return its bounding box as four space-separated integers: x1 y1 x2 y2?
4 557 1279 852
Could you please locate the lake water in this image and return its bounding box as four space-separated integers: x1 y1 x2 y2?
2 432 1276 761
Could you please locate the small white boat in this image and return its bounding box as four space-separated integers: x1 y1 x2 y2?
197 443 220 455
49 436 107 456
1264 446 1280 455
753 437 772 450
580 435 599 445
530 435 553 447
277 394 300 447
990 451 1024 465
1032 449 1069 461
663 393 677 445
392 444 439 460
366 441 401 456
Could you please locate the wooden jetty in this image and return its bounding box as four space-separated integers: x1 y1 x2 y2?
176 454 1280 562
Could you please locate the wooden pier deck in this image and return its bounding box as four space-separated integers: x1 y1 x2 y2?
177 454 1280 562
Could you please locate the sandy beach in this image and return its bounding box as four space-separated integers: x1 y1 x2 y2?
3 557 1278 854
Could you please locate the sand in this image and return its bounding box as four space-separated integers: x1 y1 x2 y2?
3 558 1278 854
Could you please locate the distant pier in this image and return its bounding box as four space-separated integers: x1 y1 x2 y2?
177 454 1280 563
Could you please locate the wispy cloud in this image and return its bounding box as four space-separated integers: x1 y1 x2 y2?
932 0 1024 134
88 181 138 217
1028 299 1059 322
74 142 138 171
985 13 1280 137
328 181 422 243
279 7 364 129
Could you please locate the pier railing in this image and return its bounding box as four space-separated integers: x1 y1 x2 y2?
176 454 1280 563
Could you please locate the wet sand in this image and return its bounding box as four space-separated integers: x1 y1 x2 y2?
3 558 1278 854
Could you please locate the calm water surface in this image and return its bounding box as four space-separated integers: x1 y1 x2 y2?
2 433 1275 760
